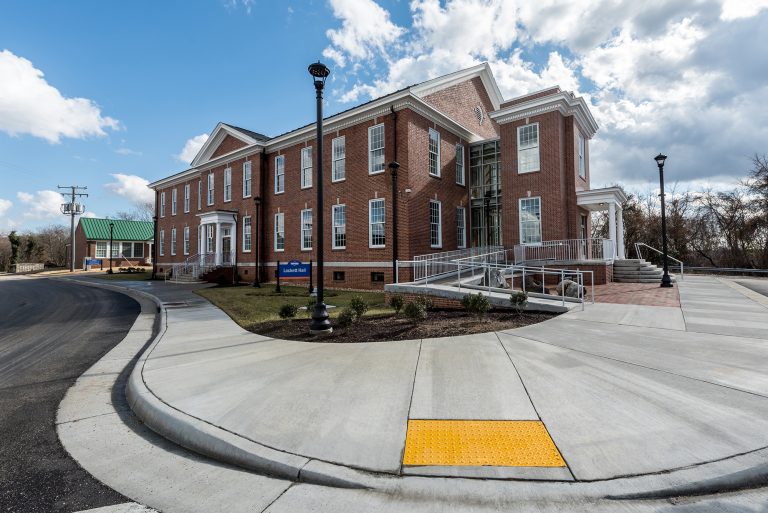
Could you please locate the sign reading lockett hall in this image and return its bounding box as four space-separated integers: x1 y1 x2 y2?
278 260 310 279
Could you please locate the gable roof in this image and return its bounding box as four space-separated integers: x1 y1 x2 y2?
80 218 154 241
190 122 268 168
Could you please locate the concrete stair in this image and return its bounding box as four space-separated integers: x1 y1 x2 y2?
613 259 676 283
171 271 204 283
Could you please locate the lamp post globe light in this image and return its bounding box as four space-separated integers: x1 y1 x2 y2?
108 221 114 274
654 153 673 288
252 195 261 288
308 61 332 335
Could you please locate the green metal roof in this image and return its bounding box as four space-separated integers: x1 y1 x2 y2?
80 218 154 241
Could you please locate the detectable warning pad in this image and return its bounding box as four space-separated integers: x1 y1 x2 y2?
402 420 565 467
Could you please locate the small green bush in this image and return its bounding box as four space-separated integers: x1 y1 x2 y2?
510 291 528 314
306 298 316 316
403 301 428 322
461 292 490 316
336 307 356 329
413 295 433 311
348 295 369 319
278 303 299 319
389 294 405 314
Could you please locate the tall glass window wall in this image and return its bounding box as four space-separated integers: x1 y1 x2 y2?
469 141 502 247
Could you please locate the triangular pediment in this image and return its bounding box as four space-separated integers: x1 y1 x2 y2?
190 122 266 168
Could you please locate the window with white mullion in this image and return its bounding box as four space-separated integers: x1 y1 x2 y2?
274 213 285 251
197 180 202 210
159 230 165 256
429 200 442 248
243 216 252 252
243 161 252 197
170 228 176 256
368 199 385 248
428 128 441 177
171 188 177 215
456 207 466 249
206 225 213 253
207 173 214 205
183 226 190 255
300 209 313 250
519 197 542 244
184 184 190 213
578 133 586 178
133 242 144 258
332 205 346 249
95 242 107 258
517 123 540 173
455 144 465 185
368 124 385 174
160 192 166 217
274 155 285 194
224 167 232 202
332 136 345 182
301 147 313 189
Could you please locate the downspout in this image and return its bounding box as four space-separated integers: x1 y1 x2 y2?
232 212 238 284
389 106 399 281
260 149 267 284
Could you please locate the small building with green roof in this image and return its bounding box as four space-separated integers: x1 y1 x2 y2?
75 218 154 269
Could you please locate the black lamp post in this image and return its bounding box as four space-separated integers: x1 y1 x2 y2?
108 221 114 274
308 61 332 334
389 161 400 281
655 153 673 288
151 215 158 279
252 196 261 287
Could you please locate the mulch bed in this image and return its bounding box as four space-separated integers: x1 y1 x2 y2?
249 310 559 343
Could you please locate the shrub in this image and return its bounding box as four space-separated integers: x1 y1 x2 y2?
278 303 299 319
337 307 356 329
348 295 369 319
403 301 428 322
509 291 528 315
461 292 490 316
413 295 433 311
306 298 316 317
389 294 405 314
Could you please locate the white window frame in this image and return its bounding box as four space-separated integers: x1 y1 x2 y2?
223 167 232 202
332 136 346 182
243 161 252 198
578 133 586 179
301 147 312 189
159 230 165 256
332 204 346 249
133 242 144 258
428 128 441 177
170 228 176 256
206 225 213 253
456 206 466 249
274 155 285 194
455 144 465 185
368 199 385 248
207 173 214 205
300 208 312 251
160 192 165 217
517 122 540 174
95 241 107 258
368 124 385 174
519 197 543 244
243 216 251 252
171 188 177 215
274 212 285 251
184 184 190 213
197 180 202 210
429 200 442 249
183 226 190 255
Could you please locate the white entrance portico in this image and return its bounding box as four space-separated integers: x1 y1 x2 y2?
197 210 238 266
576 187 628 260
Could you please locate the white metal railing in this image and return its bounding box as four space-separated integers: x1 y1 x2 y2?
412 245 503 282
169 251 234 282
514 238 614 264
634 243 684 281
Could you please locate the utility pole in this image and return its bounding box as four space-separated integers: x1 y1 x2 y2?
58 185 88 272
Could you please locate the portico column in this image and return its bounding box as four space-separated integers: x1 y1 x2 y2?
608 201 617 259
231 221 237 265
215 221 223 266
616 207 625 259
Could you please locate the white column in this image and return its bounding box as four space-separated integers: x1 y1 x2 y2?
215 221 223 266
608 202 617 259
231 221 237 265
616 207 625 259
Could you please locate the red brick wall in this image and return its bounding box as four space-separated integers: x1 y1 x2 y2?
211 134 248 158
384 291 464 310
500 87 561 108
420 77 500 140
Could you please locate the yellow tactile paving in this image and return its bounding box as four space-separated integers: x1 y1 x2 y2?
402 420 566 467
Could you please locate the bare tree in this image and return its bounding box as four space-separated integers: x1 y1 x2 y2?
115 201 154 222
35 225 69 267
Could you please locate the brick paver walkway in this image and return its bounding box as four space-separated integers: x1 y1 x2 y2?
592 282 681 307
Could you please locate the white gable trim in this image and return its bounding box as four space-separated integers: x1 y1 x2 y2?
489 92 599 138
190 123 262 168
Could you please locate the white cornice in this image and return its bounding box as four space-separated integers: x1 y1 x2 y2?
577 187 628 208
190 122 264 168
149 146 263 190
490 92 599 138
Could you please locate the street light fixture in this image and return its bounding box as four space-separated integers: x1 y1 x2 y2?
654 153 673 288
108 221 114 274
308 61 332 335
252 195 261 287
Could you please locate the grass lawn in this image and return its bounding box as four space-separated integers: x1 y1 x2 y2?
195 285 390 328
93 271 152 281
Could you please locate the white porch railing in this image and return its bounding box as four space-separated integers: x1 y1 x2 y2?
514 238 614 264
412 245 503 281
169 251 234 282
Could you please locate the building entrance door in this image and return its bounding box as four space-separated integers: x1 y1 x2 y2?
222 227 232 264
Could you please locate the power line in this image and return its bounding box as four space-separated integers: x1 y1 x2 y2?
58 185 88 272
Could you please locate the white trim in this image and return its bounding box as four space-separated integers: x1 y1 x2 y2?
455 144 465 186
183 183 190 213
300 146 313 189
243 160 252 198
519 196 542 245
207 172 214 206
578 132 586 179
368 124 385 175
490 91 599 138
183 226 190 255
170 228 177 256
197 180 202 210
456 206 466 249
160 192 166 218
428 128 441 177
190 122 265 168
300 208 313 251
223 167 232 202
158 230 165 256
410 62 503 111
332 136 346 182
368 198 385 249
517 122 540 174
171 188 177 216
274 212 285 252
429 200 442 249
332 204 346 250
274 155 285 194
242 215 252 252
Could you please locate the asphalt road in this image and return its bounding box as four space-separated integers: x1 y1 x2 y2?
736 278 768 298
0 276 140 513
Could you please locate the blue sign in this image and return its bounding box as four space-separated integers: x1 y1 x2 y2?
85 258 102 266
278 260 310 279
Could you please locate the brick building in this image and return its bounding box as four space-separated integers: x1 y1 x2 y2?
149 63 626 289
75 218 154 269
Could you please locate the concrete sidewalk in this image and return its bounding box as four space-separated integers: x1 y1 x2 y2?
59 275 768 511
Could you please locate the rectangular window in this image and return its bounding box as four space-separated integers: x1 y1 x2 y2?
121 242 133 258
371 272 385 283
197 180 202 210
183 226 190 255
368 199 385 248
243 161 252 197
224 167 232 202
207 173 214 205
170 228 176 256
133 242 144 258
184 184 190 213
517 123 540 173
430 200 442 248
429 128 441 177
300 209 313 250
111 242 120 258
274 155 285 194
95 242 107 258
368 124 385 174
332 136 346 182
171 188 177 215
332 204 346 249
333 271 345 281
206 225 213 253
578 133 586 179
160 192 166 217
456 206 466 249
274 213 285 251
455 144 465 185
243 216 252 252
159 230 165 256
519 197 542 244
301 147 312 189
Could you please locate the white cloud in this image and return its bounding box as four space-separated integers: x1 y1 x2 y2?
16 190 66 220
0 50 119 143
0 198 12 217
104 174 154 204
720 0 768 21
176 134 209 164
115 148 142 156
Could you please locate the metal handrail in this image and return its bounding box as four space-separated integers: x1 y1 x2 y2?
634 243 684 281
514 238 614 264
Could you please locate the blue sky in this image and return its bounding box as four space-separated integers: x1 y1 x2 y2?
1 0 767 232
